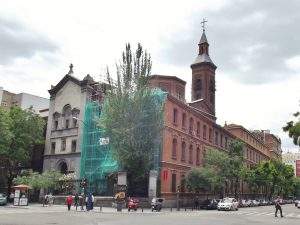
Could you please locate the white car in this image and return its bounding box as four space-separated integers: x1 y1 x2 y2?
217 198 239 211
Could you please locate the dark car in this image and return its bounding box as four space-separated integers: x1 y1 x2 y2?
0 193 7 206
199 199 218 210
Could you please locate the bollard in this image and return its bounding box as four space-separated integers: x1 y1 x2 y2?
171 207 172 212
100 204 102 212
185 208 186 211
142 207 143 212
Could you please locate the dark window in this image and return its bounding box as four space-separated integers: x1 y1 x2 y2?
220 134 223 147
225 137 228 148
182 113 186 128
172 138 177 159
215 131 218 145
65 119 69 129
209 128 212 142
203 125 207 139
171 173 177 193
195 79 202 99
196 122 200 136
54 120 58 130
51 142 56 154
196 147 200 165
61 138 66 151
181 142 186 162
71 140 77 153
189 118 194 134
173 108 178 124
209 79 215 103
73 118 77 127
189 145 193 164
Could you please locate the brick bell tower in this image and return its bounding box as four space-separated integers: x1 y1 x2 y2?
190 20 217 116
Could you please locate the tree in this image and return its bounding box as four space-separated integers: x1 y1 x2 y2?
204 148 230 197
100 43 164 196
247 160 296 199
14 171 62 190
186 168 212 194
227 141 245 198
283 111 300 146
0 106 45 194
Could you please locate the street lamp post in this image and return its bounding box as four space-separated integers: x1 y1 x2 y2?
176 185 180 211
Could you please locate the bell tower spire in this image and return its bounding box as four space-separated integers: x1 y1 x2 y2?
190 19 217 117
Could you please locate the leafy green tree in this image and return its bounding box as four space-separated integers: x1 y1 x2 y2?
227 141 244 198
186 168 212 194
283 111 300 146
14 170 62 197
0 107 45 194
100 43 164 196
204 148 230 197
247 160 296 199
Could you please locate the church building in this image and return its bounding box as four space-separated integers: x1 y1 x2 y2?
149 28 281 203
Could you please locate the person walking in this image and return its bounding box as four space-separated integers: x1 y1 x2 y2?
86 193 94 211
79 193 85 211
275 196 283 218
66 194 73 211
74 193 79 211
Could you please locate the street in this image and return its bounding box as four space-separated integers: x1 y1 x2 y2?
0 204 299 225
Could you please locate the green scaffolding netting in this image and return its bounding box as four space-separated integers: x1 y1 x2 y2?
80 101 118 195
80 89 167 195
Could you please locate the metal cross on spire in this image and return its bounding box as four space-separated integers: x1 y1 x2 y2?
201 18 208 32
68 63 73 74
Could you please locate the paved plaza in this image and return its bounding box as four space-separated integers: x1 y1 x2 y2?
0 204 299 225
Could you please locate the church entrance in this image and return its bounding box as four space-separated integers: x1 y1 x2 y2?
58 161 68 174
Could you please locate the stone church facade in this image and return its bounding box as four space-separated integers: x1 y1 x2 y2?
43 66 103 177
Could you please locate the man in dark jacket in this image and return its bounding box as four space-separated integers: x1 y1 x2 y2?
275 196 283 217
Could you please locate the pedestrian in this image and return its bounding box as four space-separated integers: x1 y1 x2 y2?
91 193 95 210
79 193 85 211
86 193 94 211
74 193 79 211
275 196 283 218
66 194 73 211
194 196 199 210
43 193 49 207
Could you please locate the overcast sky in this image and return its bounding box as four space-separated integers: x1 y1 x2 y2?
0 0 299 152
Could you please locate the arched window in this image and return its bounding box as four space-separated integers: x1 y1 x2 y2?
62 104 72 129
196 147 200 165
182 113 186 128
196 122 200 136
181 141 186 162
189 145 193 164
52 112 60 130
172 138 177 159
173 108 178 124
189 118 194 134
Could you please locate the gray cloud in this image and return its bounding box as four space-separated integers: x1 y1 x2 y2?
0 16 58 65
159 0 300 84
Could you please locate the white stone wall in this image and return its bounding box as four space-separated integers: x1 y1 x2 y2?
44 79 87 174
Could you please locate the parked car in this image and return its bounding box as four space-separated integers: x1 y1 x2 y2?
199 199 218 210
0 193 7 206
252 200 260 207
245 199 253 207
217 198 239 211
239 199 249 208
127 198 139 211
295 200 299 207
